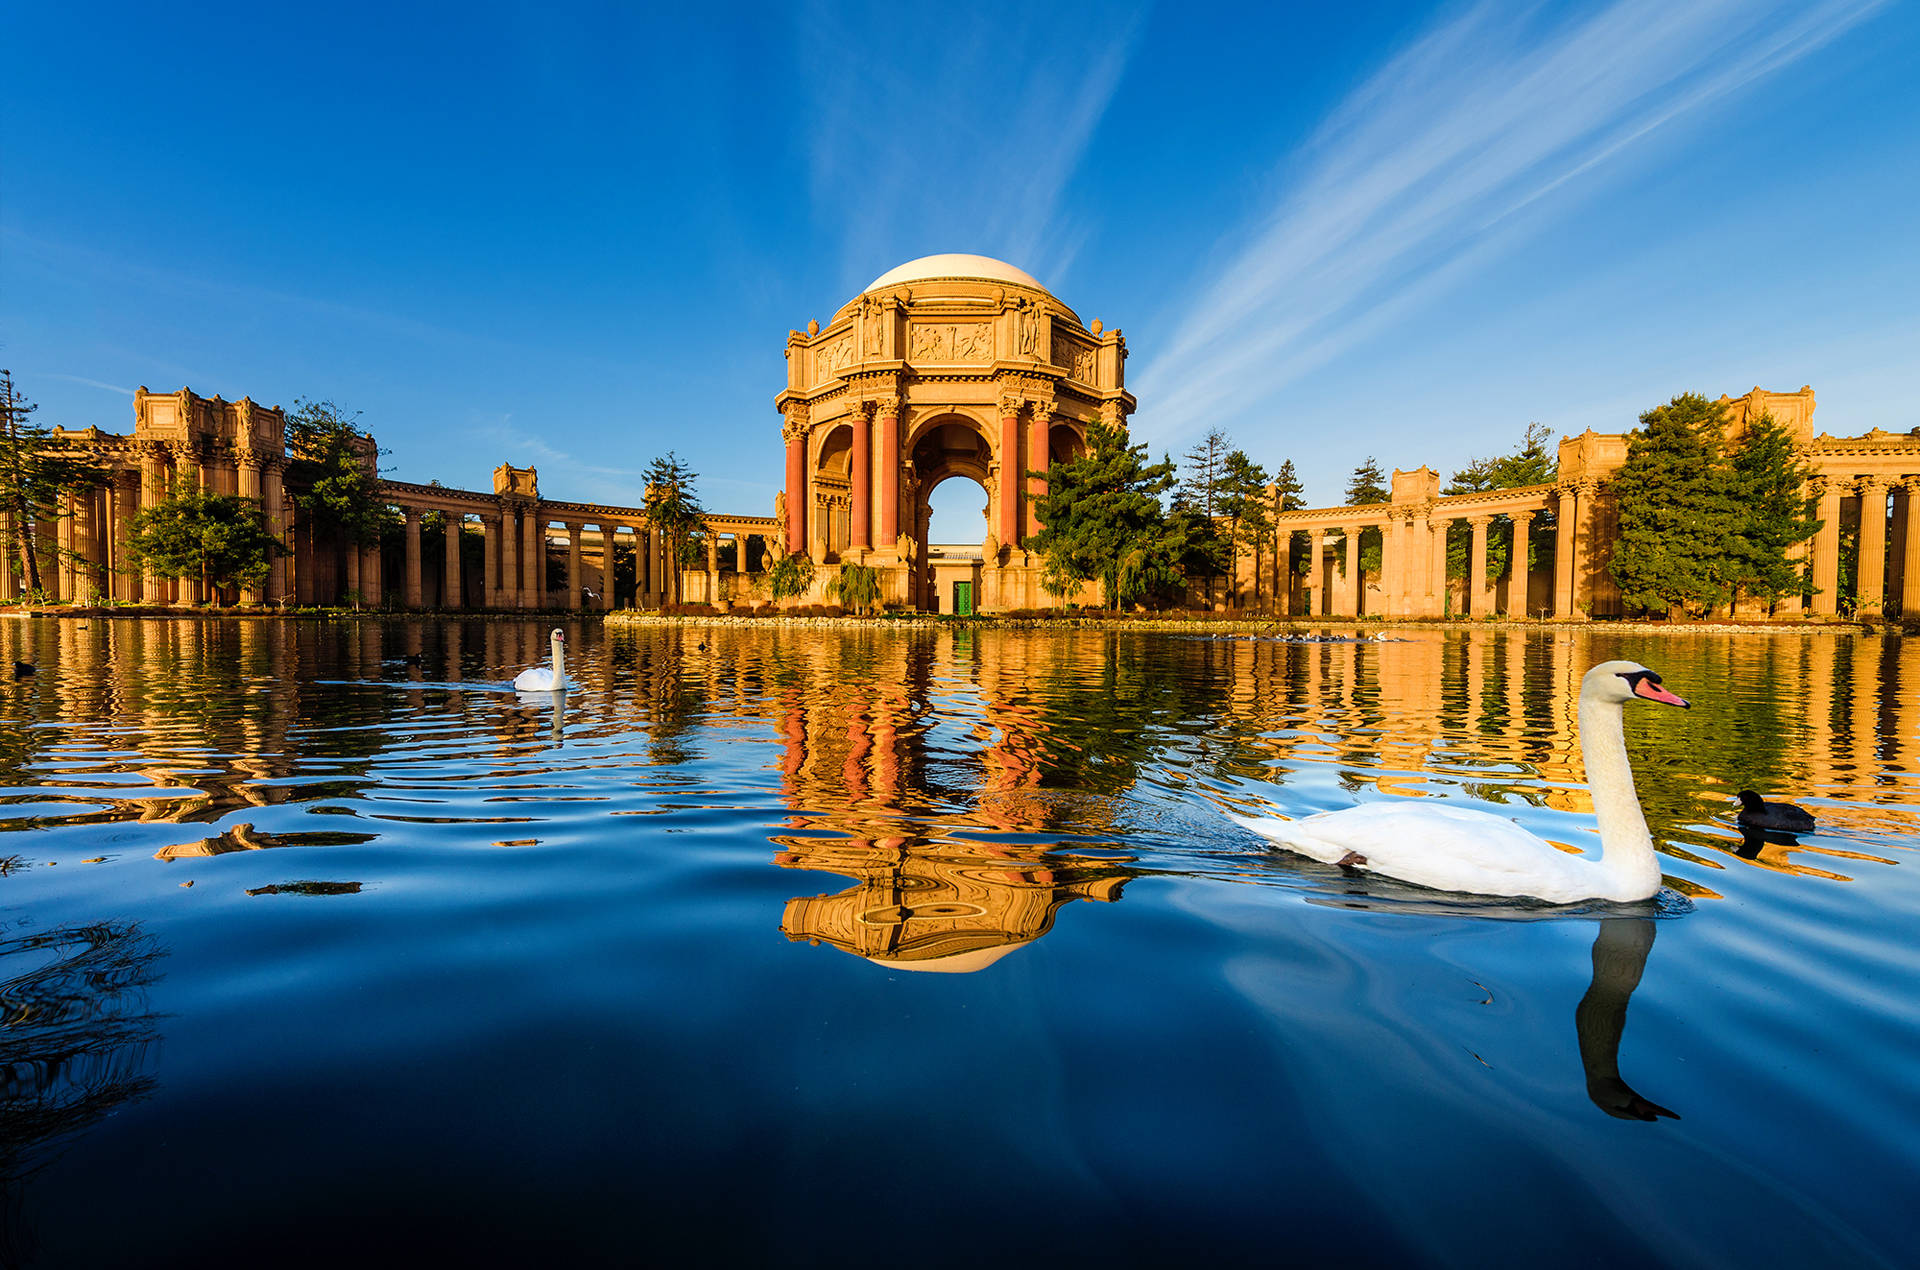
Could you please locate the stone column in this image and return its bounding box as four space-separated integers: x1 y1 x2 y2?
234 456 263 604
481 516 499 607
706 532 719 605
521 511 539 608
1857 476 1889 617
1901 479 1920 617
1339 527 1360 616
567 524 583 609
1810 477 1842 616
345 534 362 604
364 541 384 607
501 509 519 608
1571 481 1598 617
112 472 140 602
1026 411 1049 543
1468 516 1490 617
1553 489 1577 619
55 490 74 602
535 518 549 607
444 515 463 610
140 447 169 603
403 508 424 608
1307 530 1324 617
848 401 871 551
1428 515 1450 618
878 398 901 547
784 415 808 558
997 398 1022 549
598 524 615 611
263 461 287 605
1509 511 1533 616
0 510 14 600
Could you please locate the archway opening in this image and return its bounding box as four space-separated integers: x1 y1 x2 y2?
925 476 989 555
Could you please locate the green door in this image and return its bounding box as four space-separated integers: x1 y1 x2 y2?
952 581 974 616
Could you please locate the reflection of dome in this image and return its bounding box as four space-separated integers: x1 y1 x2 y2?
864 941 1033 974
863 254 1051 297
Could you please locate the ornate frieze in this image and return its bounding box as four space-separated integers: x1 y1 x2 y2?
909 322 993 363
816 334 855 380
1052 334 1096 383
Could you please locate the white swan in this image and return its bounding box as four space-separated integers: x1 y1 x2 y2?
1231 660 1690 903
512 628 570 692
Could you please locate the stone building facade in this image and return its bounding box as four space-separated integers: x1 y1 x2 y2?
774 254 1135 613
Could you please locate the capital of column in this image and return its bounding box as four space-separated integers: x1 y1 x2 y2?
843 398 871 423
875 395 901 418
1466 514 1493 529
404 506 422 526
1902 475 1920 496
997 393 1025 419
1510 508 1534 525
1857 474 1890 496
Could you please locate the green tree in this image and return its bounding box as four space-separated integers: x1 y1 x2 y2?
285 399 386 548
1725 412 1821 608
1341 457 1390 578
1609 393 1744 616
768 552 814 601
642 451 706 606
1179 427 1232 604
1272 459 1310 587
1030 421 1183 609
126 488 285 603
0 371 104 597
1219 450 1271 607
825 561 880 614
1444 422 1559 587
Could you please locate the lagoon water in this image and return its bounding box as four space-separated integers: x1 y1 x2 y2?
2 617 1917 1266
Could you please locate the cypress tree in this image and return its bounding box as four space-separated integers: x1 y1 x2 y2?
1726 412 1821 608
1609 393 1743 616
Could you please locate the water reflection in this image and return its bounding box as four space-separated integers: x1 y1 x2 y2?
1577 918 1675 1122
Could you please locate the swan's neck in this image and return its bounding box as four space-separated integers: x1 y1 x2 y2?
551 639 565 685
1578 695 1662 900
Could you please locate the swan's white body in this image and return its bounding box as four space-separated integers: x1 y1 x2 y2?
1232 660 1688 903
513 628 570 692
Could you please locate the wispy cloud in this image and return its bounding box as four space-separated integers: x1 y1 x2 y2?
1134 0 1886 449
796 0 1145 293
38 372 135 397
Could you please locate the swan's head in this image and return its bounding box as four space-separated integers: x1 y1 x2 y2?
549 628 565 645
1583 660 1688 709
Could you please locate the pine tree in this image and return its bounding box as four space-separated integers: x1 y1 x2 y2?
126 488 285 602
1219 450 1270 606
1444 422 1559 583
642 451 706 606
1342 457 1390 578
1609 393 1743 616
285 399 387 547
1031 421 1182 609
0 371 104 597
1726 412 1821 608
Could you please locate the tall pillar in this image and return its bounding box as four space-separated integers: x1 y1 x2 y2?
364 540 384 607
1553 489 1577 619
0 511 14 600
1810 477 1842 616
56 491 75 602
482 516 499 608
1509 511 1533 616
141 447 169 604
501 509 519 608
235 457 263 604
1428 515 1450 618
848 402 871 551
263 461 287 605
1571 481 1598 617
444 515 463 610
1468 516 1490 617
1901 479 1920 617
1857 476 1889 617
783 414 808 558
1307 531 1324 617
345 536 362 605
1026 411 1049 543
878 398 901 547
521 510 539 608
599 524 615 611
997 399 1022 549
403 507 424 608
73 485 102 603
112 473 139 602
707 532 719 605
567 524 583 609
535 518 549 607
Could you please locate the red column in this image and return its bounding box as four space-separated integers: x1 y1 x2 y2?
878 404 900 546
784 428 807 557
998 405 1021 548
1025 412 1048 543
850 405 871 550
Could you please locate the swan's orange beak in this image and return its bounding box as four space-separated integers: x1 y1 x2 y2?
1633 677 1688 708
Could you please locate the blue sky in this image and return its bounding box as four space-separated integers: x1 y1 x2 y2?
4 0 1915 531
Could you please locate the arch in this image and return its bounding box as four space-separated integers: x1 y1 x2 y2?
1047 420 1087 467
901 406 993 457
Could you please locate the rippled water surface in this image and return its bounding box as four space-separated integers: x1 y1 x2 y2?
3 617 1917 1266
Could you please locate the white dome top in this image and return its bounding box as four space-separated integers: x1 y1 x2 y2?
864 254 1049 295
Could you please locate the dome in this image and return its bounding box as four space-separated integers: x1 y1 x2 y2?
864 254 1050 296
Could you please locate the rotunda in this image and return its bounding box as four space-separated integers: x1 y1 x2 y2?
774 254 1135 612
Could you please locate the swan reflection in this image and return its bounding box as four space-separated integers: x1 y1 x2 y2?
1578 918 1676 1122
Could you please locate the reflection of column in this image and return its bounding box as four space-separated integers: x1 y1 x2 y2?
1468 516 1490 617
1553 489 1577 618
567 524 583 609
403 508 423 608
878 399 900 547
1856 476 1888 617
997 399 1021 549
482 516 499 608
1509 511 1533 617
1811 476 1842 616
1307 530 1324 617
784 415 807 557
444 515 463 610
1026 411 1048 543
848 401 871 551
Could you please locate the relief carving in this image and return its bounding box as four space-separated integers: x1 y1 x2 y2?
816 335 854 379
1014 297 1043 355
1052 335 1096 382
860 297 884 356
909 323 993 362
